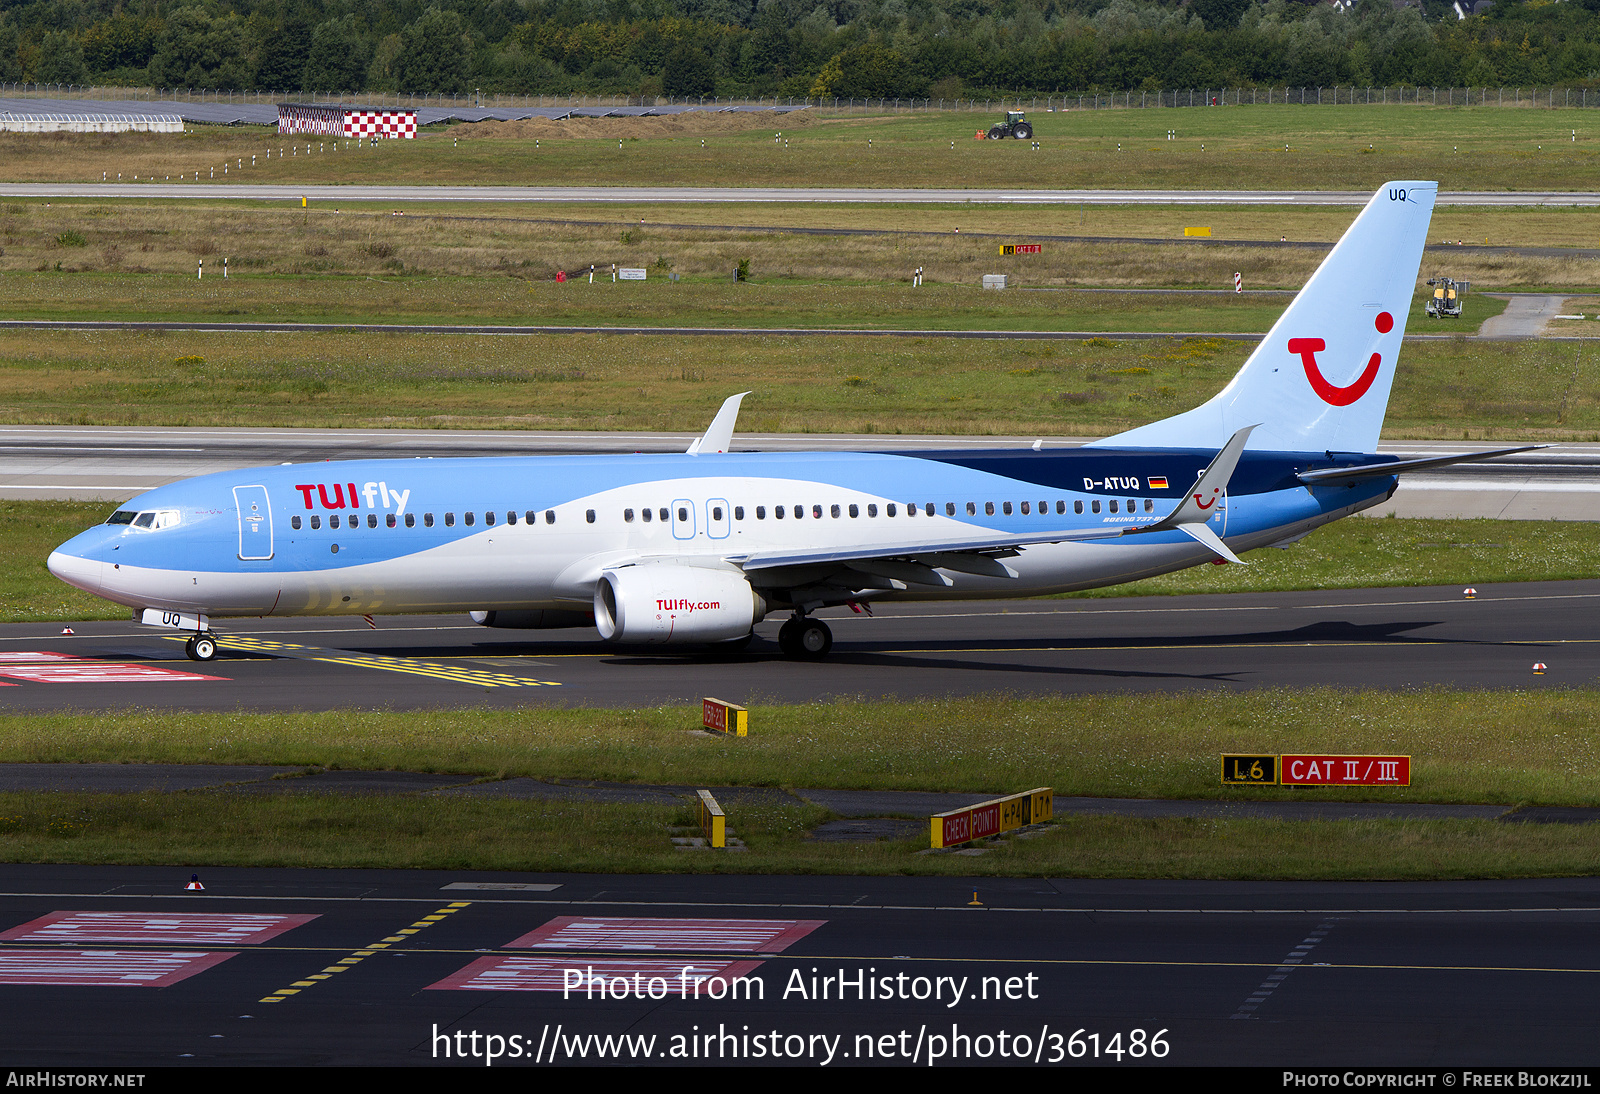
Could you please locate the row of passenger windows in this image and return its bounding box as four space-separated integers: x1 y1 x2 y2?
623 498 1155 522
291 509 558 531
289 497 1160 532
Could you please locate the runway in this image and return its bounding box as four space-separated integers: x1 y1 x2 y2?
0 864 1594 1066
7 183 1600 205
4 424 1594 519
2 582 1594 713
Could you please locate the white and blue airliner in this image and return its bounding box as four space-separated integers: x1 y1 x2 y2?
48 181 1530 661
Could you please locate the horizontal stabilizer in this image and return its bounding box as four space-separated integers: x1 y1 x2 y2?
1297 445 1545 483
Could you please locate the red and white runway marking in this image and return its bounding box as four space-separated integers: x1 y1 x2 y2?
0 651 222 683
506 917 825 953
0 911 319 945
428 955 766 993
0 950 236 987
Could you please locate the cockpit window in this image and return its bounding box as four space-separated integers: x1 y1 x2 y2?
120 509 182 530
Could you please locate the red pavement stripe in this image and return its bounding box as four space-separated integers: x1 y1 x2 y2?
0 950 236 987
427 955 766 992
0 911 319 945
505 916 825 952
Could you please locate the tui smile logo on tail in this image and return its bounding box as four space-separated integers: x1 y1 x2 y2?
1288 312 1394 407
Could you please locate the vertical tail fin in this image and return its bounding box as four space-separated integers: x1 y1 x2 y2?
1090 181 1438 454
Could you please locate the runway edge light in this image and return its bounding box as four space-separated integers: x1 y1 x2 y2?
185 873 204 891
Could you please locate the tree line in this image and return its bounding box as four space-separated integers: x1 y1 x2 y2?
0 0 1597 100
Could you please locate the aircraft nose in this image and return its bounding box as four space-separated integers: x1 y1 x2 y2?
47 550 103 594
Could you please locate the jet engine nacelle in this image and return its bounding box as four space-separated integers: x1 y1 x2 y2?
593 562 766 644
469 610 595 629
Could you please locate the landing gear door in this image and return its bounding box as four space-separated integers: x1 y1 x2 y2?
234 485 274 560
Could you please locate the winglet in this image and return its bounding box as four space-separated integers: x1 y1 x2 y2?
1131 423 1257 563
687 391 751 455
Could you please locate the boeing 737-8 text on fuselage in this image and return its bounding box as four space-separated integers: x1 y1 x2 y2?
47 182 1533 660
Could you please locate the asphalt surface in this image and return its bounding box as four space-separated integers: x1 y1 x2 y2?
8 184 1600 205
4 424 1594 518
1 581 1594 712
0 864 1595 1066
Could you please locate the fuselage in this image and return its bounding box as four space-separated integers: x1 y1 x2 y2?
48 446 1397 620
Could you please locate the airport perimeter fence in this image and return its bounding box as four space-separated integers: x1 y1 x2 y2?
3 82 1600 113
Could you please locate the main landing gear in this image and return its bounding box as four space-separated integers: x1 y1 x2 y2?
183 633 219 662
777 615 832 660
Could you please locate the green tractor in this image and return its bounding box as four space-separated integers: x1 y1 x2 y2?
986 111 1034 140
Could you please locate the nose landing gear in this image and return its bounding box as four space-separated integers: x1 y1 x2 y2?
777 615 832 660
184 634 219 662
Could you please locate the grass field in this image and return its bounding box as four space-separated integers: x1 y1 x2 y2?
6 105 1600 193
2 326 1594 439
0 688 1596 877
13 502 1600 623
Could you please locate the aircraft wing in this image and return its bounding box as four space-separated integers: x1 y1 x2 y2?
728 524 1131 578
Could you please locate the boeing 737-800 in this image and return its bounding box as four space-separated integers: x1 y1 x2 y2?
47 180 1532 661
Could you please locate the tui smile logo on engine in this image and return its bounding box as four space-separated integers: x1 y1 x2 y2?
1288 312 1394 407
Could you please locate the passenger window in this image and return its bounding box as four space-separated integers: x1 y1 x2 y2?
774 506 784 519
642 508 652 522
424 513 434 527
525 510 537 524
1039 501 1048 514
813 505 823 519
734 507 744 520
445 513 455 527
1057 501 1067 515
1128 498 1136 512
546 510 556 524
465 512 475 526
291 516 302 530
985 502 995 516
946 502 956 516
1110 500 1119 513
1091 500 1101 514
311 515 321 529
1074 501 1083 515
624 509 634 522
330 514 341 529
906 503 917 517
925 503 935 516
829 505 839 518
756 506 766 519
966 502 976 515
507 511 517 525
485 511 495 526
405 514 415 527
657 508 668 522
795 505 804 520
364 514 375 528
386 514 396 528
1144 499 1154 512
713 506 724 521
1021 501 1031 515
677 507 688 523
587 510 597 524
867 504 877 517
886 504 897 517
848 504 858 518
1002 502 1013 515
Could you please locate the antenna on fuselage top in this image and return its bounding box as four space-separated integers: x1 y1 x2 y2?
687 391 752 455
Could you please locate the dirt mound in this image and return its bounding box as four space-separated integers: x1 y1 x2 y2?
457 110 814 140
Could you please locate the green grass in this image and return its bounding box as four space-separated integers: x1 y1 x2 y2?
0 688 1598 877
2 689 1597 804
8 106 1600 192
3 324 1596 441
0 792 1592 878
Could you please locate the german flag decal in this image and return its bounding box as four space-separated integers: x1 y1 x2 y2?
1148 476 1169 490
